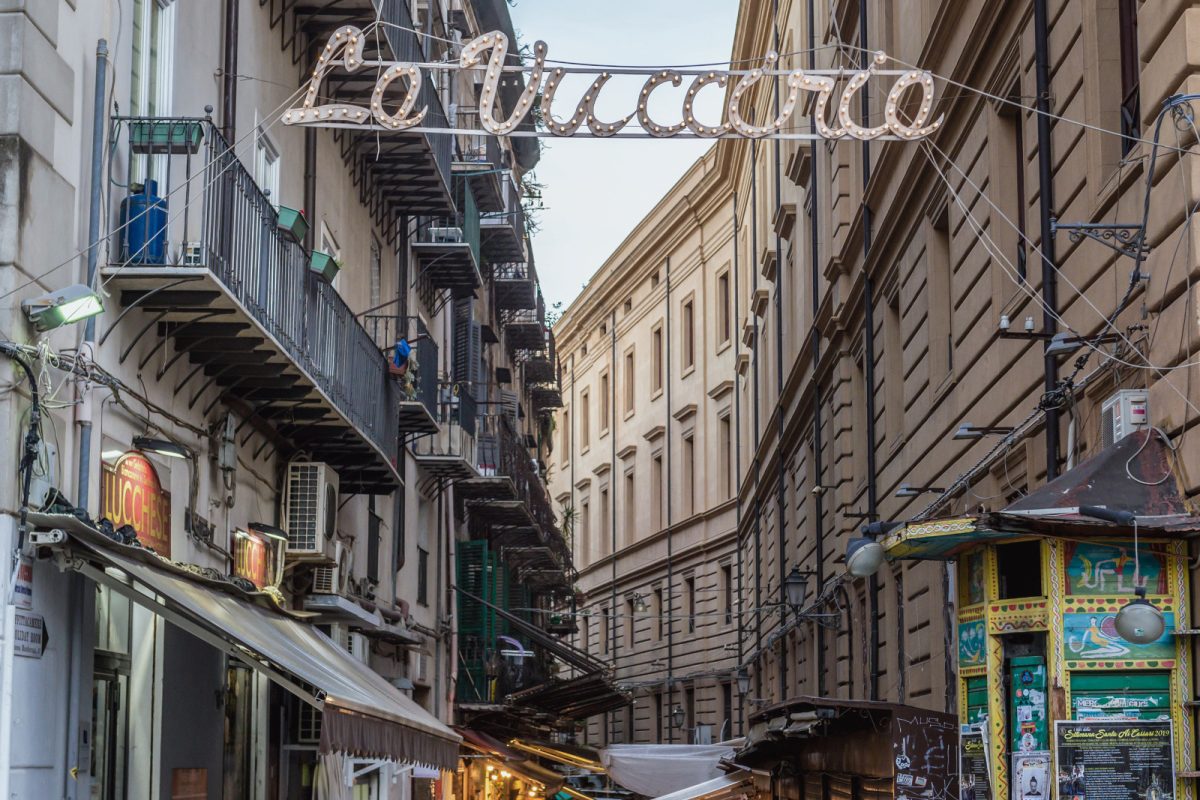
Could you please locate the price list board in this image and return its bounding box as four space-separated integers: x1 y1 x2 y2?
1054 720 1174 800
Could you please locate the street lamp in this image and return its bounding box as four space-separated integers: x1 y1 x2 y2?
1078 505 1165 645
669 705 686 729
845 521 902 578
134 435 201 536
735 668 751 696
632 592 650 613
783 566 815 610
21 284 104 332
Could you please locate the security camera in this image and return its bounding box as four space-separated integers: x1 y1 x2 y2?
29 529 66 546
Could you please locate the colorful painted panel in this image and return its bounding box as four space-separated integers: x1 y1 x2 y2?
960 619 986 668
1064 611 1175 662
965 550 986 605
1064 542 1166 596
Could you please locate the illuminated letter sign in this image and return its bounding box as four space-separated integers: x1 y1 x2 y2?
101 452 172 557
284 28 944 142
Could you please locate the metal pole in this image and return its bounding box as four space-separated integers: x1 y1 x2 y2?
609 309 617 744
771 0 789 701
664 257 675 743
1034 0 1060 481
732 191 745 733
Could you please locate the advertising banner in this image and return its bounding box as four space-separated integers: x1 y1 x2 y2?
1054 720 1174 800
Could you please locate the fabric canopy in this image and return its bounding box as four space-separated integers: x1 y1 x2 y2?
600 744 738 797
36 513 460 768
651 772 751 800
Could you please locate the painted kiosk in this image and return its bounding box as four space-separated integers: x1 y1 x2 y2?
881 431 1199 800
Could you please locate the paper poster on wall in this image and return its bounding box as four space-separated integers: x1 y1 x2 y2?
1010 752 1049 800
1055 720 1175 800
958 729 991 800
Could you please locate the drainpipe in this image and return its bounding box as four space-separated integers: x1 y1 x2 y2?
222 0 239 142
858 0 881 702
304 130 317 252
609 309 617 743
569 356 577 651
664 258 675 743
749 140 763 700
771 0 789 701
807 0 826 698
732 192 745 733
1033 0 1060 481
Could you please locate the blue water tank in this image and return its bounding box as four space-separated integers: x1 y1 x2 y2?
120 179 168 264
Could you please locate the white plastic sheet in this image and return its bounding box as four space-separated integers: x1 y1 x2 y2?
651 772 751 800
599 744 737 797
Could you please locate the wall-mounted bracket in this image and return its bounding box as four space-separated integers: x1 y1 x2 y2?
1050 218 1149 259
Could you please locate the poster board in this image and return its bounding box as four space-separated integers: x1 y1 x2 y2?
1054 719 1174 800
959 728 992 800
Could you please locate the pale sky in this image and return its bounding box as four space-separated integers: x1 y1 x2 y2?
507 0 740 312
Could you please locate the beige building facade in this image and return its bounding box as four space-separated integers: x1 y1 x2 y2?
550 0 1200 760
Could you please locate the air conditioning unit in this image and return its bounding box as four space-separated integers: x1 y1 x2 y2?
284 462 339 563
1101 389 1149 449
347 632 370 665
311 541 353 595
428 226 464 244
412 652 429 685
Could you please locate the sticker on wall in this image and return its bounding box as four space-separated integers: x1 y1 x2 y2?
1064 611 1176 661
959 619 986 668
1064 542 1165 596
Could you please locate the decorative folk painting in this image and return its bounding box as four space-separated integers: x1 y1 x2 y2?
964 550 987 606
960 619 987 668
1064 542 1166 596
1063 611 1176 662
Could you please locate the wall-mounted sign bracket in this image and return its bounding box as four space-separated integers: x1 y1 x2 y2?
1050 218 1149 260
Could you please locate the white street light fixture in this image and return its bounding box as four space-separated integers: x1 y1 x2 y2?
1078 505 1165 645
22 284 104 332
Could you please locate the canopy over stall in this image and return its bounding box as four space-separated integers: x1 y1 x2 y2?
650 772 753 800
599 744 740 798
31 512 461 768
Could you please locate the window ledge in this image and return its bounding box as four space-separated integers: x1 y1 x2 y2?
651 387 664 401
623 409 636 422
681 364 696 379
716 338 732 356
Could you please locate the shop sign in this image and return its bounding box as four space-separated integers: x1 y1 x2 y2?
1010 752 1049 800
10 554 33 609
101 452 172 557
958 729 992 800
1055 720 1174 800
232 529 284 588
13 610 44 658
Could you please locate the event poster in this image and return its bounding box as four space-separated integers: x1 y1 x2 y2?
959 730 991 800
1011 752 1050 800
1054 720 1175 800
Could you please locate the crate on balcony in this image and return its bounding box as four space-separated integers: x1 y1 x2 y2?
129 120 203 154
277 206 310 243
310 251 340 283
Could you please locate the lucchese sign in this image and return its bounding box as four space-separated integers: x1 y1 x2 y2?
283 26 944 141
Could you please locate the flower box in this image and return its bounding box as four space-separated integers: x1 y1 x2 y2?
129 120 203 155
276 206 309 243
309 251 339 283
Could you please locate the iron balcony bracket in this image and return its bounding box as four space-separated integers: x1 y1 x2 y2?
1050 218 1150 260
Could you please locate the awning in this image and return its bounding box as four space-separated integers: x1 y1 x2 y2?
34 512 460 768
651 772 752 800
456 727 529 762
508 739 605 772
600 744 738 798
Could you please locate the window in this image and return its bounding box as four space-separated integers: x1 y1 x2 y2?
417 547 429 605
624 470 636 547
652 324 664 393
995 83 1029 281
623 298 633 314
720 563 733 626
654 587 664 641
721 682 733 739
253 125 281 207
624 348 636 414
654 692 663 742
685 575 696 633
719 414 733 499
561 408 570 459
580 497 591 565
717 272 731 345
626 597 637 649
684 686 696 739
997 541 1043 599
682 433 696 517
1118 0 1140 155
883 291 904 443
651 452 664 531
581 390 591 450
131 0 175 118
925 204 952 382
601 607 611 654
600 371 610 434
599 484 610 556
366 501 382 584
682 299 695 370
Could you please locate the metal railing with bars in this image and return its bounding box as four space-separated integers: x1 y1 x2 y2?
411 382 479 461
363 315 440 418
480 174 525 237
108 116 399 461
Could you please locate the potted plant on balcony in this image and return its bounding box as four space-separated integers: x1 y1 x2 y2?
276 206 309 243
309 251 340 283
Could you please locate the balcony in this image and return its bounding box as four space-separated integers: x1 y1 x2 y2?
411 386 479 482
503 294 547 355
458 414 571 590
288 0 455 215
412 202 482 297
480 176 526 263
453 108 506 214
100 117 398 493
363 315 440 435
491 261 538 311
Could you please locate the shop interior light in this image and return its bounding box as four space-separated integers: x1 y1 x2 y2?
1078 505 1165 644
22 284 104 332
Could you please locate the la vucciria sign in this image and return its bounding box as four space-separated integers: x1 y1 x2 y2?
283 26 944 141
